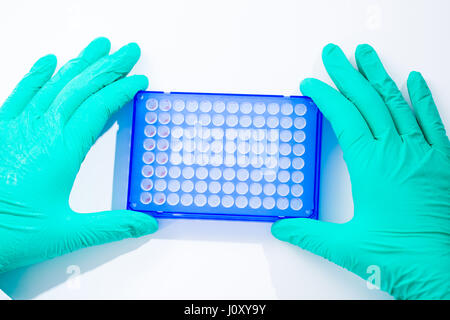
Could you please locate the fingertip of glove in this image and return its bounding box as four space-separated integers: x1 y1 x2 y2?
355 43 373 56
111 42 142 69
300 77 314 88
271 219 295 240
125 42 141 59
33 54 57 71
92 36 111 47
132 74 149 90
270 221 282 238
322 43 350 69
407 71 428 92
408 71 422 82
300 78 319 96
87 37 111 53
322 43 339 58
43 53 57 64
125 210 159 237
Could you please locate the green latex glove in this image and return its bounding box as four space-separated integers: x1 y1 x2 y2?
272 44 450 300
0 38 158 273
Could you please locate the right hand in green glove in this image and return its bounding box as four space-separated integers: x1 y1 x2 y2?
0 38 158 274
272 44 450 300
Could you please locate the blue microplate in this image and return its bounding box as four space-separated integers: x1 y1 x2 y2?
127 91 322 221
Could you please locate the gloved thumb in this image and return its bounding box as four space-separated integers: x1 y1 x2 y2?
67 210 158 250
271 218 350 267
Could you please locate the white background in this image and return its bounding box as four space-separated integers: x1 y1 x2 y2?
0 0 448 299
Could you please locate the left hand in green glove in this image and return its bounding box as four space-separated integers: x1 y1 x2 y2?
272 44 450 299
0 37 158 273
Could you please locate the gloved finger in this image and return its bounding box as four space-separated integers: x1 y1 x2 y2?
68 210 158 249
46 42 141 125
27 37 111 115
271 219 353 270
322 44 396 139
0 54 56 120
65 75 148 157
407 71 450 154
355 44 423 139
301 78 372 153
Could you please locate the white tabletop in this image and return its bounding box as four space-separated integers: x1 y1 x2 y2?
0 0 448 299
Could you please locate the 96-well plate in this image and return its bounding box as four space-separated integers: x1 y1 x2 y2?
127 91 322 221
